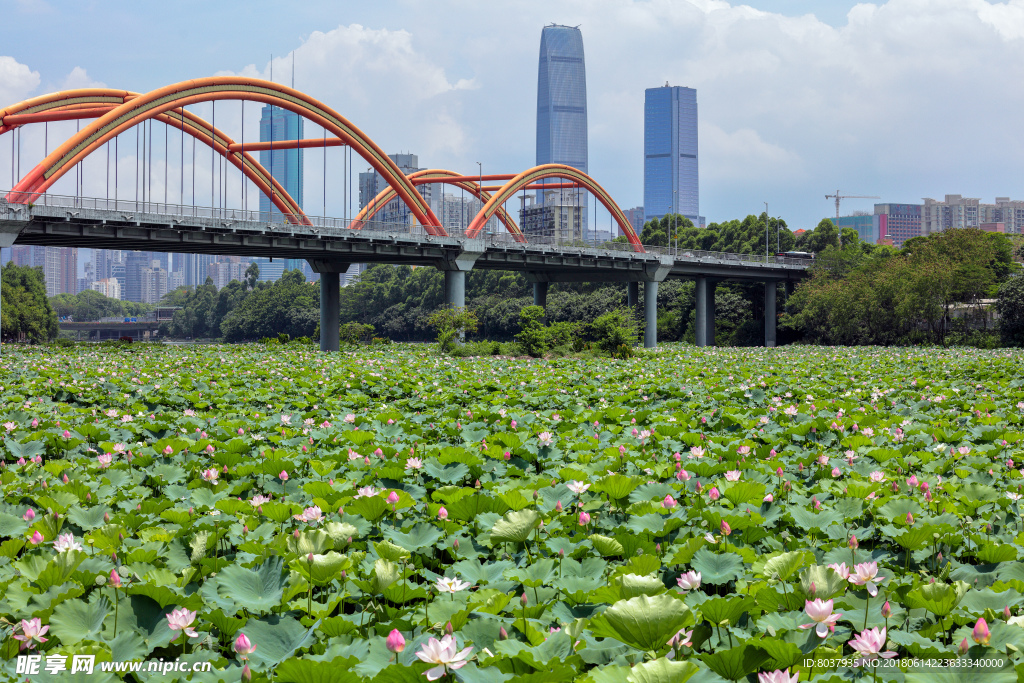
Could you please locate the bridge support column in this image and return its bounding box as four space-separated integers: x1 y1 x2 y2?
627 282 638 309
533 281 548 308
765 280 777 348
644 281 658 349
695 277 709 347
307 260 349 353
0 226 24 355
445 270 466 309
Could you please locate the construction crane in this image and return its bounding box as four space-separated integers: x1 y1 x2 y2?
825 191 880 221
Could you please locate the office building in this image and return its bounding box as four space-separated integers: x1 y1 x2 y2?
123 251 153 302
519 191 583 242
644 84 702 227
259 105 304 221
834 213 878 244
140 264 168 304
536 24 589 237
252 257 284 283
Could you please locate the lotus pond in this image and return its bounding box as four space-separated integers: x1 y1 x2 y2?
2 344 1024 683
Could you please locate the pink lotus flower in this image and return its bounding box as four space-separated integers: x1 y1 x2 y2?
201 468 219 482
279 470 289 481
29 531 43 544
579 511 591 526
538 432 554 447
387 491 400 505
110 569 122 588
676 469 691 481
800 599 841 638
708 487 720 501
166 607 198 638
720 520 731 536
405 457 423 470
827 562 851 580
415 634 474 681
690 446 705 458
676 571 701 591
510 420 517 429
763 494 774 503
869 471 884 482
567 481 590 495
725 470 741 482
386 629 406 653
163 445 173 455
355 486 377 498
831 467 841 477
53 533 82 553
848 561 885 596
97 453 113 468
848 627 897 660
12 617 48 650
737 446 750 455
662 495 677 509
973 617 990 645
234 632 257 659
22 508 35 522
438 506 448 521
758 670 798 683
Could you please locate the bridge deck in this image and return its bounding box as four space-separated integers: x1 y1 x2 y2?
2 193 809 284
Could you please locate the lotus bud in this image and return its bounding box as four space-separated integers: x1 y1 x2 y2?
188 507 194 515
293 530 301 538
559 548 564 558
22 509 35 522
475 479 481 489
453 539 459 550
504 451 511 460
959 638 969 655
87 493 92 501
446 621 454 635
881 601 891 618
1005 606 1012 620
521 593 528 607
307 553 314 564
906 512 914 525
555 501 563 512
533 490 539 500
386 629 405 653
720 520 731 536
579 511 591 526
937 552 943 563
111 552 117 563
386 491 400 505
63 474 69 483
241 664 252 683
243 525 249 535
118 533 124 542
438 507 448 521
695 481 703 493
656 543 661 554
709 487 720 501
103 512 111 523
499 627 508 640
849 535 859 550
973 618 990 645
110 569 122 587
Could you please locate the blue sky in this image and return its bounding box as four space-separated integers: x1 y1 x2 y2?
3 0 1024 240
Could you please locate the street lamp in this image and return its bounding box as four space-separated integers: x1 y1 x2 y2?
764 201 769 259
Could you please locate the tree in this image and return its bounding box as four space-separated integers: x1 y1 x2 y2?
1 264 58 342
427 306 479 354
245 262 260 291
515 305 549 357
220 269 318 341
996 276 1024 347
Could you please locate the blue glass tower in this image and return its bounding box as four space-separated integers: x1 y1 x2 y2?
536 24 588 236
644 85 700 225
259 105 305 278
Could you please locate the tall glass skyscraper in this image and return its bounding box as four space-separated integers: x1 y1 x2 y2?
259 105 306 278
644 85 701 225
535 24 588 237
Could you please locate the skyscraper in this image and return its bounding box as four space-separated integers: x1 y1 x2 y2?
259 105 305 280
535 24 589 237
259 105 304 218
644 84 701 226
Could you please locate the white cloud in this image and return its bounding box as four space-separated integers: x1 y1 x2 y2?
700 122 803 181
0 56 40 109
60 66 106 90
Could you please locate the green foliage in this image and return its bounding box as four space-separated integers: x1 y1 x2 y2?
427 306 480 353
50 289 152 321
1 263 58 342
996 276 1024 347
340 322 376 345
589 308 638 357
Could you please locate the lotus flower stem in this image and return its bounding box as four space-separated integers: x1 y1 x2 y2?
863 594 870 631
112 586 118 637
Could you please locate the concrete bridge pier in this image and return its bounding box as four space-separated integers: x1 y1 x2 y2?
627 282 638 309
445 271 466 309
695 276 718 347
765 280 777 347
533 281 548 308
643 281 658 348
307 260 349 352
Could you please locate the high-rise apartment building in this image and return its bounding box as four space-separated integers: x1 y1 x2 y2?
259 105 304 221
140 264 168 304
624 207 645 237
536 24 589 237
873 204 922 247
123 251 152 302
644 84 701 226
91 278 121 299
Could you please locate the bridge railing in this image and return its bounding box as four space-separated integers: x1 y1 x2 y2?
3 191 812 268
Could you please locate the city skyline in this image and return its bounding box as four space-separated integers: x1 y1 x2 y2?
2 1 1024 237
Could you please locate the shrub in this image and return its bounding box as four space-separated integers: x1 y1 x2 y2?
427 306 480 354
340 322 376 345
589 309 638 356
515 306 549 358
277 333 291 344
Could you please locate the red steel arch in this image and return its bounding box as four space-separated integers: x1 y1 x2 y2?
351 169 526 242
0 89 307 221
5 77 443 234
466 164 645 252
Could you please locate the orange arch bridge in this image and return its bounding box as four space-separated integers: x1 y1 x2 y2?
0 88 306 222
